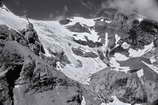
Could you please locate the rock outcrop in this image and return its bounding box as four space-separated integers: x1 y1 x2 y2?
83 68 158 105
72 34 102 48
72 47 98 58
0 25 83 105
67 22 90 33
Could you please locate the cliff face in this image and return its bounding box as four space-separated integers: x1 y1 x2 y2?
0 24 84 105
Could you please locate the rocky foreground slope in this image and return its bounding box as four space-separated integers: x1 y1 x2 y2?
0 4 158 105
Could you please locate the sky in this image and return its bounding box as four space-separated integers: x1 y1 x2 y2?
3 0 102 20
3 0 158 21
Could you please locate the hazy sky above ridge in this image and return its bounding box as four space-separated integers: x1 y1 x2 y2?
3 0 158 21
4 0 101 19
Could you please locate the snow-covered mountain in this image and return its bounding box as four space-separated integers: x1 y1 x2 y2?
0 5 107 84
1 4 158 105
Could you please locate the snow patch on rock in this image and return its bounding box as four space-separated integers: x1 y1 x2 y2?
137 69 144 78
114 53 129 61
101 96 141 105
142 61 158 74
66 17 95 27
110 57 130 73
81 96 86 105
122 42 130 49
115 34 121 47
129 42 154 57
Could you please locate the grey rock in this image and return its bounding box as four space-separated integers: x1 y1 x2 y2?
72 47 98 58
67 22 91 33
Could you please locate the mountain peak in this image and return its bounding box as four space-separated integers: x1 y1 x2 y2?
0 3 158 105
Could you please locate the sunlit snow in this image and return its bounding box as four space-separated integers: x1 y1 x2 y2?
115 34 121 47
122 42 130 49
137 14 144 22
142 61 158 74
81 96 86 105
101 96 141 105
65 17 95 27
109 57 130 73
137 69 144 78
113 53 129 61
72 29 99 43
150 56 156 64
129 42 154 57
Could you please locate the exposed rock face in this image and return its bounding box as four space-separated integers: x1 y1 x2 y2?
83 68 158 105
46 45 71 68
72 35 102 48
0 25 83 105
59 19 72 25
96 8 118 20
67 22 90 33
0 25 25 105
72 47 98 58
0 76 12 105
62 8 158 105
120 19 158 49
20 23 45 55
